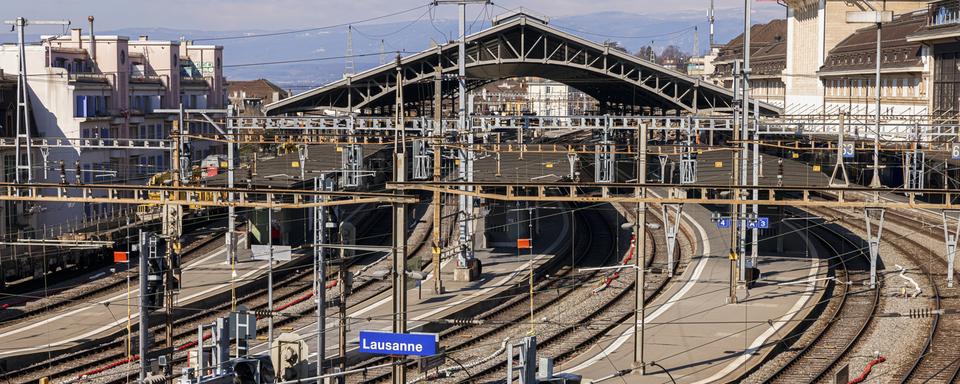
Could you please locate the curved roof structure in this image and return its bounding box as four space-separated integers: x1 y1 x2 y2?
265 12 781 116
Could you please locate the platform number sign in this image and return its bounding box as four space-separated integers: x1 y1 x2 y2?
952 144 960 160
749 217 770 229
842 143 855 159
717 217 769 229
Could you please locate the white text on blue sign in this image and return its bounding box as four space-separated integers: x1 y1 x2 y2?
359 331 438 357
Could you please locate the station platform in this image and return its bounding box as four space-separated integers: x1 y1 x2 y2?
559 196 826 383
244 205 572 368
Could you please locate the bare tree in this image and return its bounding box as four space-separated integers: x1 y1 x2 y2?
603 40 629 53
634 45 656 62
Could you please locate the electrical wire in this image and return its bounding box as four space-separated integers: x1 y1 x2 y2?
349 6 434 40
190 3 433 42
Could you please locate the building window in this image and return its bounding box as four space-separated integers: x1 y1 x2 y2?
74 95 108 117
82 163 91 183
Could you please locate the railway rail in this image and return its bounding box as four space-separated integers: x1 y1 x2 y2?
879 209 959 383
753 209 879 384
0 224 227 328
86 200 455 384
817 191 959 383
350 202 691 383
461 203 692 383
349 204 615 383
0 204 404 383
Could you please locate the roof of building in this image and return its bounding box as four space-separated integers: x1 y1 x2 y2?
821 10 926 74
204 144 389 189
264 12 782 116
227 79 291 100
715 19 787 64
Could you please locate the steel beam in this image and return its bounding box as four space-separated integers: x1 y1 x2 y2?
662 203 683 277
0 182 415 208
390 181 960 209
864 208 885 289
944 210 960 288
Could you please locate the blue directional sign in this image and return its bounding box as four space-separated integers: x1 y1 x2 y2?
717 216 768 229
359 331 438 357
745 217 770 229
757 217 770 229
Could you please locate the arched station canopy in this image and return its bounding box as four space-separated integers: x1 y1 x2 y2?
264 12 782 116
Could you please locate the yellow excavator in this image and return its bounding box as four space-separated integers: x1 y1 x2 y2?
135 167 224 221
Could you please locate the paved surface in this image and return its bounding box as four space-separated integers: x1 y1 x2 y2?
245 206 572 368
559 196 825 383
0 237 265 358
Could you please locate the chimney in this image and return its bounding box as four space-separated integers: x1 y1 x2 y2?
87 16 96 63
70 28 82 45
139 35 149 41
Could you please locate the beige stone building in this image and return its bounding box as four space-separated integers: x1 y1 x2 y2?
712 19 788 107
0 25 226 231
908 0 960 118
228 79 290 116
783 0 928 113
820 11 929 116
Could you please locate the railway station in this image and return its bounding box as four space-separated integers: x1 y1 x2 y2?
1 1 959 383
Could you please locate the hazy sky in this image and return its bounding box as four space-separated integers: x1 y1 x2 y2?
0 0 783 33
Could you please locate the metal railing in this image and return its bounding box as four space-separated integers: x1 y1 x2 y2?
929 0 960 27
0 137 173 150
129 75 163 83
67 72 109 83
224 114 960 142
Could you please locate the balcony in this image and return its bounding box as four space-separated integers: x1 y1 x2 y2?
180 76 210 89
929 0 960 27
129 75 164 85
68 72 109 84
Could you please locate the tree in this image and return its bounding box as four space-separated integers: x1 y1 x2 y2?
634 46 656 62
603 40 629 53
657 45 691 72
659 45 686 63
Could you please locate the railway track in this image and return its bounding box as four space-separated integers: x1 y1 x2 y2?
816 192 959 383
0 225 227 329
86 200 454 384
0 205 402 383
461 204 692 384
351 203 690 384
342 203 601 383
757 209 879 384
879 209 960 384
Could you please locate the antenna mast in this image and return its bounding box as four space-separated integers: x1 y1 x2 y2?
709 0 715 49
345 25 354 76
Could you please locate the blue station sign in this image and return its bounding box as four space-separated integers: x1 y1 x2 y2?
715 217 769 229
359 331 438 357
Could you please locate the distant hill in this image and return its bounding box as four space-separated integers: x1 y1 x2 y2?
0 7 782 91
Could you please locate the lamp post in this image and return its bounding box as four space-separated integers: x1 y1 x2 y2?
846 9 893 188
